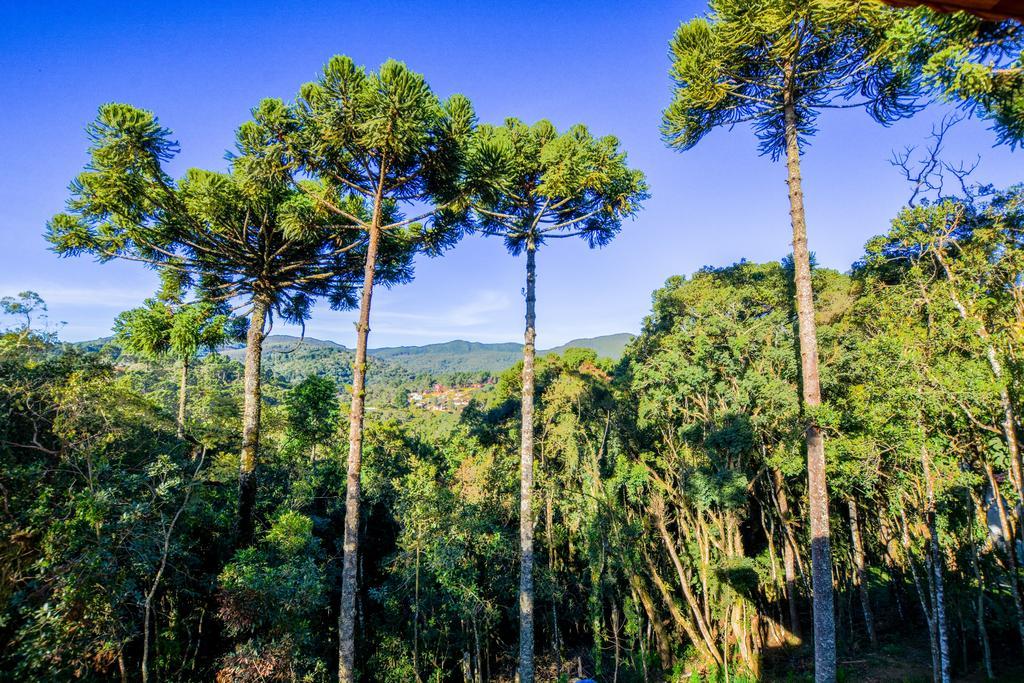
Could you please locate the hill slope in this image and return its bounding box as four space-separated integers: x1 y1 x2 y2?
80 332 634 383
368 333 635 375
239 333 636 378
369 340 524 374
541 333 634 360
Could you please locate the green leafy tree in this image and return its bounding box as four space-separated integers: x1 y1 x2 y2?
856 185 1024 665
217 510 329 681
0 291 46 332
115 271 243 437
285 56 477 681
0 343 211 682
285 374 341 461
468 118 647 682
622 262 852 675
662 3 916 677
1 291 58 344
47 102 381 545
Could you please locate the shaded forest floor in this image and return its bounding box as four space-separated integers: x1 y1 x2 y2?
760 634 1024 682
483 637 1024 682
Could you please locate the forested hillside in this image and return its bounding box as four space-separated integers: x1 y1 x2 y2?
7 186 1024 681
2 2 1024 682
219 334 633 378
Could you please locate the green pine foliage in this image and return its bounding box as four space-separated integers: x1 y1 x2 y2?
4 6 1024 681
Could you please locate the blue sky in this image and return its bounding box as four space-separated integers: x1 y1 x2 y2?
1 1 1020 347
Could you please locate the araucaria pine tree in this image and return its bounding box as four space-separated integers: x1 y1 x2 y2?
469 119 647 683
662 1 916 679
48 102 376 545
287 56 476 683
114 270 242 437
887 7 1023 146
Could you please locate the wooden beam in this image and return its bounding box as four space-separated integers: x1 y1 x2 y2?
878 0 1024 20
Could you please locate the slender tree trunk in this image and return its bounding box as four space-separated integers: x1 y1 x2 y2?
473 613 482 683
547 491 561 678
983 461 1024 650
518 243 537 683
237 297 268 546
629 575 673 670
921 442 951 683
773 469 802 642
847 499 877 647
414 543 421 683
338 189 385 683
900 507 940 681
783 96 835 683
143 449 204 683
968 519 994 679
612 602 621 683
653 501 723 666
177 357 188 439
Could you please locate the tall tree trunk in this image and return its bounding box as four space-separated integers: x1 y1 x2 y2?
473 612 483 683
921 442 951 683
177 357 188 439
338 195 385 683
773 469 802 642
902 507 940 681
518 243 537 683
237 297 268 546
783 96 835 683
612 602 621 683
847 499 877 647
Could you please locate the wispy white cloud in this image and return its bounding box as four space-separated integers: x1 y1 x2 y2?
293 289 521 345
373 290 513 327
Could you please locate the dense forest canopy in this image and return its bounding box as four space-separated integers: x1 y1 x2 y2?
2 2 1024 682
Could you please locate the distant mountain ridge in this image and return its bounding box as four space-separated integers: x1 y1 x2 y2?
369 339 524 374
222 333 634 375
542 333 635 359
79 332 635 381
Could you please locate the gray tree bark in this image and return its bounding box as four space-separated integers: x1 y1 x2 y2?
338 190 385 683
773 468 802 642
921 442 951 683
983 461 1024 650
967 498 994 679
847 499 877 647
783 94 836 683
518 243 537 683
237 297 268 546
